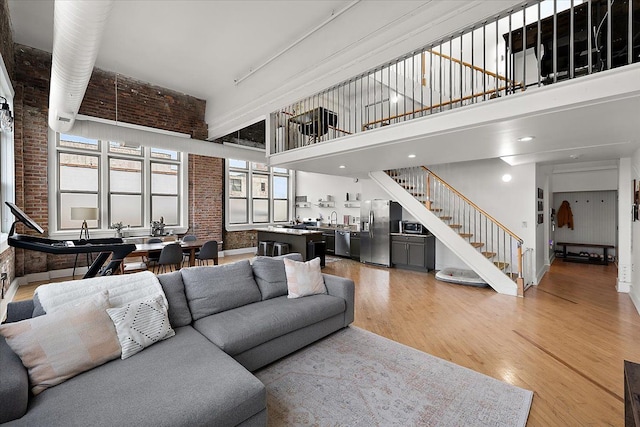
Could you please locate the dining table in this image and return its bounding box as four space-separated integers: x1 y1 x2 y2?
128 239 219 268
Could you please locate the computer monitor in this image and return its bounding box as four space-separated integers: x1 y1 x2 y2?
5 201 45 235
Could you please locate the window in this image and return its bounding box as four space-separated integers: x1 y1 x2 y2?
52 133 186 236
0 57 14 251
226 159 292 228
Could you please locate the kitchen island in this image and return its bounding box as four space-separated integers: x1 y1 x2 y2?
256 227 324 260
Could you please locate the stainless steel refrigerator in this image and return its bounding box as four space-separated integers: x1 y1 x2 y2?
360 200 402 267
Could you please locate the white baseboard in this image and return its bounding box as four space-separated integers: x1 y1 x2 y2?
21 267 88 285
1 278 21 321
617 279 631 293
630 288 640 315
536 264 549 286
222 247 257 256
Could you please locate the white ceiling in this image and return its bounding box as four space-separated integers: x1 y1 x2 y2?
7 0 640 174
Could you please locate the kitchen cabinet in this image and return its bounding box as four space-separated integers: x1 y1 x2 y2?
350 232 360 260
391 234 435 271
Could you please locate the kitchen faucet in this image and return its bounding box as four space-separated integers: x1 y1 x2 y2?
330 211 338 226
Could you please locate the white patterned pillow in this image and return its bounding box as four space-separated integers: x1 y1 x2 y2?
107 295 175 359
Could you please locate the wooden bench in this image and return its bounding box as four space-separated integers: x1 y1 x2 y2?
556 242 615 265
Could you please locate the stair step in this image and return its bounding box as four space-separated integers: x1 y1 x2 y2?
481 251 496 258
470 242 484 248
439 216 452 220
459 233 473 238
449 224 462 229
494 262 510 270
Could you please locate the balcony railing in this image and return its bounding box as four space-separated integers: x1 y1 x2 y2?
272 0 639 154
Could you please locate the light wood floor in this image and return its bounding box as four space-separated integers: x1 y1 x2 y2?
13 255 637 426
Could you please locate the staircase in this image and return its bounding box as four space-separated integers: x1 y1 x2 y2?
370 167 525 297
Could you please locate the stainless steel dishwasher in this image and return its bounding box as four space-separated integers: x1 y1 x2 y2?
335 230 350 257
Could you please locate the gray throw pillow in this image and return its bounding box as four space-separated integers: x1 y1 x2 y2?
252 257 288 300
181 260 262 321
157 270 192 327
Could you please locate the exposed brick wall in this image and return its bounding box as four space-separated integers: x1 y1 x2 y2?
188 154 223 242
0 0 14 79
12 45 229 275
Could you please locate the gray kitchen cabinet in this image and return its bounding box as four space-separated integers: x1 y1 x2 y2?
391 234 435 271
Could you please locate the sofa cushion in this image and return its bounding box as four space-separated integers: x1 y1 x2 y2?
0 292 121 396
3 326 266 427
251 253 302 300
193 294 346 356
157 270 192 327
182 260 261 321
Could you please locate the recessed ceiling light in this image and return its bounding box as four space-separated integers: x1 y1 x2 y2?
408 154 416 158
569 154 581 160
517 136 535 142
502 174 512 182
339 165 346 169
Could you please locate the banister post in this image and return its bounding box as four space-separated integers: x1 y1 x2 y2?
516 243 524 297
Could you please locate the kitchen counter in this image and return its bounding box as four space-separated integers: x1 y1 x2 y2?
256 227 323 236
390 232 431 238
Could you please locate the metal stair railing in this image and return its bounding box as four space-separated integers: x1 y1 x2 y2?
387 166 525 296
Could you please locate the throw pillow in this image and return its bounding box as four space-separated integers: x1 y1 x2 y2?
107 295 175 359
0 291 121 395
252 256 289 300
283 257 326 299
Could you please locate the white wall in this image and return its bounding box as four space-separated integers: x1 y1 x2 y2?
428 159 537 277
630 152 640 311
295 171 363 225
551 168 618 192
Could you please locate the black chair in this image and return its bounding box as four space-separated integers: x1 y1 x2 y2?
156 243 183 273
145 237 163 269
181 234 197 266
196 240 219 266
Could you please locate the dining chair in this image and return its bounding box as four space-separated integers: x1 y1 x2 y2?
156 243 183 273
181 234 197 266
144 237 163 269
196 240 219 266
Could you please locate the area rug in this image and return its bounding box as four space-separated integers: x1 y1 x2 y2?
255 327 533 426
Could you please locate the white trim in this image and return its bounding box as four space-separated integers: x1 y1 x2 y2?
630 287 640 315
76 114 191 138
617 279 631 293
0 277 21 322
536 263 549 286
0 52 14 250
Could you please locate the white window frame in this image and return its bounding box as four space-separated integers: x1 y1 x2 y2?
0 52 15 253
48 129 188 239
225 160 294 231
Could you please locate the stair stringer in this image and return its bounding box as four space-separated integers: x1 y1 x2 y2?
369 170 518 296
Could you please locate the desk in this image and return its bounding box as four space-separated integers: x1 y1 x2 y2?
129 240 216 267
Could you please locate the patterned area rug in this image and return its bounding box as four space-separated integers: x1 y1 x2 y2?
255 327 533 426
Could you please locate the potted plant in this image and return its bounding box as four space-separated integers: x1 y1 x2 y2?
110 221 125 238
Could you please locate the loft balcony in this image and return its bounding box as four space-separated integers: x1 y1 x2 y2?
267 0 640 175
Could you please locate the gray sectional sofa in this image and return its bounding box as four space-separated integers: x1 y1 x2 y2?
0 254 355 426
